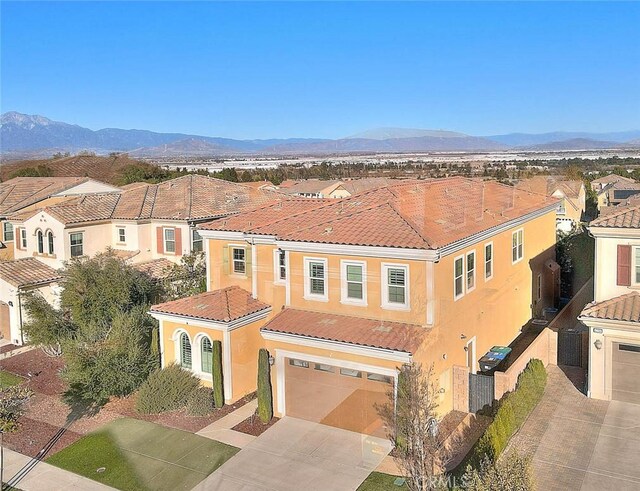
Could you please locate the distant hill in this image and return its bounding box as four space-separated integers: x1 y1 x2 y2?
345 127 470 140
518 138 624 151
486 130 640 147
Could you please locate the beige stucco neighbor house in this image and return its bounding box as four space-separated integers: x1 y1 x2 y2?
278 177 395 199
579 205 640 405
590 174 640 210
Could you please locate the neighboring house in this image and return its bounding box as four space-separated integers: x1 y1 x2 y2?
0 177 121 260
278 177 395 199
579 205 640 405
515 176 586 232
590 174 640 209
149 177 559 436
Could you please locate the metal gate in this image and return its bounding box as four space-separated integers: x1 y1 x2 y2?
558 328 583 366
469 373 495 413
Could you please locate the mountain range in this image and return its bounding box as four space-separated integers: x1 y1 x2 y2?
2 112 639 159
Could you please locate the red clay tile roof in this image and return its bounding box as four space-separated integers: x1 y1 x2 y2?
580 292 640 323
591 174 636 185
150 286 271 322
133 258 174 279
590 204 640 229
202 177 558 250
261 308 427 354
0 177 92 215
0 258 62 288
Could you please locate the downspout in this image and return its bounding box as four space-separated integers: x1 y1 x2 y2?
17 289 24 345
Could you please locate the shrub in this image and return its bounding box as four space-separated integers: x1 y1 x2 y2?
187 387 214 416
460 452 535 491
0 386 33 433
136 364 200 414
212 340 224 408
257 349 273 423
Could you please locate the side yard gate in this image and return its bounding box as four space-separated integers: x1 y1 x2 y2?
469 373 495 413
558 328 583 367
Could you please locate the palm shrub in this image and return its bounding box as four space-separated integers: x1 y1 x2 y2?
136 364 200 414
212 340 224 408
257 348 273 423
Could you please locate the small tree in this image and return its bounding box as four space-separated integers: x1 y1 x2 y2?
22 293 74 356
377 363 447 491
162 252 207 301
0 386 33 433
459 452 535 491
212 340 224 408
257 348 273 423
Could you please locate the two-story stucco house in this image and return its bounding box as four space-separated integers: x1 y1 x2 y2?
149 177 559 436
579 205 640 405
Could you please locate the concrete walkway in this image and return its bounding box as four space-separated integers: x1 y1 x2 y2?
196 399 258 448
508 365 640 490
2 448 115 490
195 417 392 491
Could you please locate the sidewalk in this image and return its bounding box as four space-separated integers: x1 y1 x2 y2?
2 448 115 490
196 399 258 448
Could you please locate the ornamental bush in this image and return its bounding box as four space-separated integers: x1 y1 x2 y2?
187 387 214 416
257 348 273 423
136 364 200 414
212 340 224 408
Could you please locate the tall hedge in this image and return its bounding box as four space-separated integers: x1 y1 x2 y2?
257 348 273 423
212 340 224 408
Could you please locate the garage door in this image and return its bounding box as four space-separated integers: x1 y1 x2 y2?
284 357 392 437
612 343 640 405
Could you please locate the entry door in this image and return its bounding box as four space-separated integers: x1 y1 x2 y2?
0 302 10 341
612 343 640 405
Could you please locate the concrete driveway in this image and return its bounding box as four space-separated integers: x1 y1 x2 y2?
194 417 391 491
509 366 640 490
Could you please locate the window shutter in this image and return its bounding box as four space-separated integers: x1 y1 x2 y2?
222 245 229 274
156 227 164 254
175 228 182 255
617 245 631 286
245 247 252 278
15 228 21 250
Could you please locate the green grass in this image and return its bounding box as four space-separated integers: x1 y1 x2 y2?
46 418 239 491
0 370 24 388
357 472 408 491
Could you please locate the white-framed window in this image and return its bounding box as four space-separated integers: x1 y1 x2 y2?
512 228 524 264
180 332 192 369
232 247 246 274
2 222 13 242
70 232 83 257
340 260 366 305
466 251 476 292
201 337 213 374
273 249 287 283
164 228 176 254
47 231 54 255
117 227 126 243
484 242 493 281
304 257 328 301
635 247 640 284
537 273 542 300
20 228 27 249
454 255 464 300
191 229 203 253
557 199 566 215
382 263 409 309
37 230 44 254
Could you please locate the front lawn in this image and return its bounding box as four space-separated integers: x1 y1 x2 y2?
47 418 239 491
357 472 407 491
0 370 23 388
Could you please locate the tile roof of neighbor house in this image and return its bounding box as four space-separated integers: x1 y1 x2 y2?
279 179 343 195
0 177 93 215
150 286 271 322
591 174 636 186
580 292 640 323
515 176 583 205
340 177 396 195
201 177 559 250
9 175 283 225
590 204 640 228
0 258 62 288
261 308 426 354
132 258 174 279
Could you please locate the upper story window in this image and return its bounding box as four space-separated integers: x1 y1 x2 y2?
70 232 84 257
454 256 464 299
191 229 203 253
232 247 246 274
484 243 493 281
274 249 287 282
47 231 54 255
164 228 176 254
20 228 27 249
3 222 14 242
557 199 566 215
304 257 328 301
341 260 366 305
118 227 126 243
466 251 476 291
37 230 44 254
634 247 640 284
382 263 409 309
512 229 524 264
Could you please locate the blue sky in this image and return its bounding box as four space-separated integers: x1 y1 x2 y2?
1 2 639 139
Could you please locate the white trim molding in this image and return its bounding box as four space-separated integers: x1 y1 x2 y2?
148 308 272 332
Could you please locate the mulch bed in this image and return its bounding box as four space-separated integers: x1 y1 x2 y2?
3 417 83 459
232 413 279 437
0 343 18 355
0 349 67 395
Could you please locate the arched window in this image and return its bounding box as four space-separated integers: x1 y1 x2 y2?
180 333 192 369
47 232 54 255
201 338 213 373
37 231 44 254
